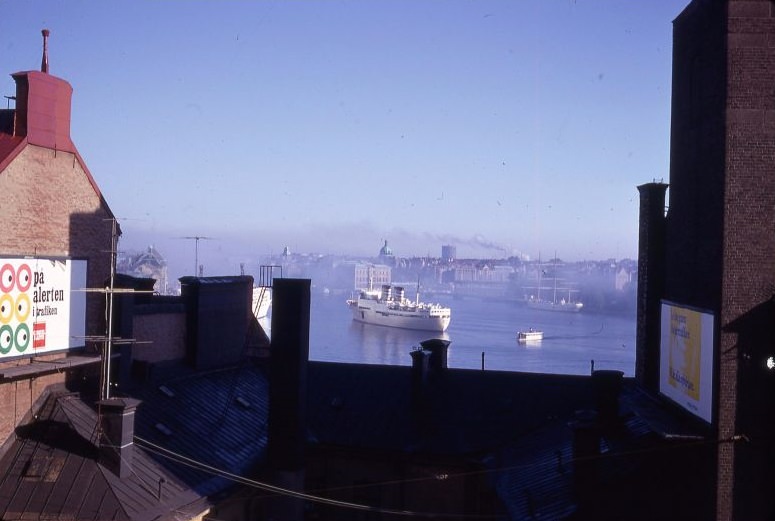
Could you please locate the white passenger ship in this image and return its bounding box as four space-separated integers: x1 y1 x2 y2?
347 284 451 332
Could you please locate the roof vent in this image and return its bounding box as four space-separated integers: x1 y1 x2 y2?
41 29 50 73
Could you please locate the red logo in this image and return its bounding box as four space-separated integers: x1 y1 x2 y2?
33 322 46 348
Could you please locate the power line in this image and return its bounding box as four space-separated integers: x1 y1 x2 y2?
133 431 748 518
133 436 502 519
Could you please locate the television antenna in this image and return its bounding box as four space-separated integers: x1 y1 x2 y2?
179 236 215 276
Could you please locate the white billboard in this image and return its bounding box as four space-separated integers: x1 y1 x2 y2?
0 258 87 359
659 300 715 423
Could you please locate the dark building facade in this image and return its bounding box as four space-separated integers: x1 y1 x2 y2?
637 1 775 519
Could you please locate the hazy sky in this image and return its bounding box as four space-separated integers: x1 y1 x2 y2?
2 1 688 276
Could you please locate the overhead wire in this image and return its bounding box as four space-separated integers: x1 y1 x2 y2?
134 431 748 519
134 435 504 519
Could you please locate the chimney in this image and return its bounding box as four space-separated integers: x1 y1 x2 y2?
421 338 449 371
569 409 601 510
636 182 668 392
11 29 76 151
591 369 624 422
97 397 140 478
410 347 431 400
41 29 50 73
267 278 310 521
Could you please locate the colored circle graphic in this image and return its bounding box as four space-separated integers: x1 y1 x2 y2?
15 293 31 323
16 264 32 292
0 294 13 324
0 264 14 292
15 324 30 352
0 325 12 354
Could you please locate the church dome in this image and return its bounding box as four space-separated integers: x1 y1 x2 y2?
379 240 393 257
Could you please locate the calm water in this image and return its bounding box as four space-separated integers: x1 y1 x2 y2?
301 292 636 376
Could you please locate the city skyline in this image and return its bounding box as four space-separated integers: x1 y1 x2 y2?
1 1 689 276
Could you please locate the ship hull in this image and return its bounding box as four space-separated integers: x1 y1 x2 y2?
526 299 583 313
348 300 451 332
517 330 543 342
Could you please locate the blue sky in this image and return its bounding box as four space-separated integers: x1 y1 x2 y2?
2 0 688 277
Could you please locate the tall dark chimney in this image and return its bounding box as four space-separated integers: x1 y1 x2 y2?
267 278 310 521
97 397 140 478
41 29 50 73
268 278 311 470
636 182 668 392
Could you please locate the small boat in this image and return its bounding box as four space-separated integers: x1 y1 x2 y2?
517 328 543 343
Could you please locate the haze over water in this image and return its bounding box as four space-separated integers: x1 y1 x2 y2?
306 292 636 376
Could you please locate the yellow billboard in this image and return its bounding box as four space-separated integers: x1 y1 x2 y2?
660 301 715 423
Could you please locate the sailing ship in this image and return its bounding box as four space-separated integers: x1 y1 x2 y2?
525 256 583 312
347 284 451 332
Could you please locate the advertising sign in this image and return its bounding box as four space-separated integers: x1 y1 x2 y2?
659 300 715 423
0 258 87 359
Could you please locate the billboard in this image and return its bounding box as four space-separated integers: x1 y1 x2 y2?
0 258 87 359
659 300 715 423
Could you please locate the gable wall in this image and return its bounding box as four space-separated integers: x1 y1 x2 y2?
0 143 114 442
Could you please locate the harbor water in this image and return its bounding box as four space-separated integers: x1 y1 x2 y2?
304 291 636 376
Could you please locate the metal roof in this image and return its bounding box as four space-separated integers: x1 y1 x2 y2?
0 363 269 521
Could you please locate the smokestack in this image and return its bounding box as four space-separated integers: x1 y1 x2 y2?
41 29 50 73
97 397 140 478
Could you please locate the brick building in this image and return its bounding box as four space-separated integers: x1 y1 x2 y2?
637 1 775 519
0 31 114 442
0 35 274 521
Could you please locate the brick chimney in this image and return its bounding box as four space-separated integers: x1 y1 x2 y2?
636 182 668 392
10 30 76 152
97 397 140 478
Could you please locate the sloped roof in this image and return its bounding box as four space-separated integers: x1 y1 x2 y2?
0 364 269 521
0 391 198 521
131 365 270 496
306 362 596 455
0 133 25 173
306 362 716 520
1 70 115 221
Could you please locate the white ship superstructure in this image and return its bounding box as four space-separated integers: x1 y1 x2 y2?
347 284 451 332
